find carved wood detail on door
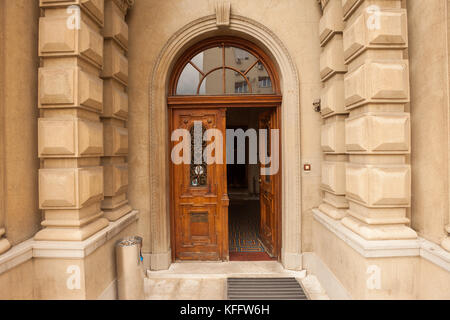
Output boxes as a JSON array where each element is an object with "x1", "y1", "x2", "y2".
[{"x1": 171, "y1": 108, "x2": 229, "y2": 261}]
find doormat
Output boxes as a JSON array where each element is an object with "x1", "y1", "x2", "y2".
[
  {"x1": 227, "y1": 278, "x2": 308, "y2": 300},
  {"x1": 229, "y1": 252, "x2": 276, "y2": 261}
]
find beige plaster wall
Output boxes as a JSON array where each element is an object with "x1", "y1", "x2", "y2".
[
  {"x1": 0, "y1": 259, "x2": 34, "y2": 300},
  {"x1": 33, "y1": 258, "x2": 86, "y2": 300},
  {"x1": 0, "y1": 219, "x2": 137, "y2": 300},
  {"x1": 0, "y1": 0, "x2": 41, "y2": 245},
  {"x1": 33, "y1": 221, "x2": 137, "y2": 300},
  {"x1": 312, "y1": 217, "x2": 450, "y2": 299},
  {"x1": 84, "y1": 221, "x2": 138, "y2": 300},
  {"x1": 417, "y1": 257, "x2": 450, "y2": 299},
  {"x1": 408, "y1": 0, "x2": 450, "y2": 245},
  {"x1": 127, "y1": 0, "x2": 323, "y2": 257},
  {"x1": 312, "y1": 219, "x2": 420, "y2": 299}
]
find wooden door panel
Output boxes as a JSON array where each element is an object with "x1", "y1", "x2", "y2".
[
  {"x1": 171, "y1": 108, "x2": 228, "y2": 261},
  {"x1": 179, "y1": 205, "x2": 218, "y2": 246},
  {"x1": 258, "y1": 109, "x2": 279, "y2": 257}
]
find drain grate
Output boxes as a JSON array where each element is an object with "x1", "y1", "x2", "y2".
[{"x1": 227, "y1": 277, "x2": 308, "y2": 300}]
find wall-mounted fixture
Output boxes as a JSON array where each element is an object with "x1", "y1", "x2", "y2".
[{"x1": 313, "y1": 99, "x2": 321, "y2": 113}]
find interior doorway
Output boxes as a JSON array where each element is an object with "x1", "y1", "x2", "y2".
[{"x1": 227, "y1": 108, "x2": 276, "y2": 261}]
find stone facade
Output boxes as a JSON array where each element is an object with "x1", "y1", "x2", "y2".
[{"x1": 0, "y1": 0, "x2": 448, "y2": 300}]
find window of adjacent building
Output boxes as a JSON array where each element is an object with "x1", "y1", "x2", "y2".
[
  {"x1": 235, "y1": 81, "x2": 249, "y2": 94},
  {"x1": 175, "y1": 44, "x2": 275, "y2": 95},
  {"x1": 259, "y1": 76, "x2": 272, "y2": 88}
]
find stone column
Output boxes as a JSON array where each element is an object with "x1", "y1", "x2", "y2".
[
  {"x1": 341, "y1": 0, "x2": 416, "y2": 240},
  {"x1": 318, "y1": 0, "x2": 349, "y2": 220},
  {"x1": 35, "y1": 0, "x2": 109, "y2": 241},
  {"x1": 101, "y1": 0, "x2": 132, "y2": 221}
]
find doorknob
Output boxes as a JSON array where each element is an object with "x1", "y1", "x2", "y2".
[{"x1": 259, "y1": 178, "x2": 262, "y2": 184}]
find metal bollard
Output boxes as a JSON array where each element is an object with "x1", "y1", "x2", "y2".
[{"x1": 115, "y1": 236, "x2": 145, "y2": 300}]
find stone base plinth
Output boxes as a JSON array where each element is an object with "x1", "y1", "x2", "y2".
[
  {"x1": 312, "y1": 209, "x2": 450, "y2": 299},
  {"x1": 0, "y1": 211, "x2": 139, "y2": 300}
]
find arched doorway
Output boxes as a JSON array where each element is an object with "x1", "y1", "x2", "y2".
[
  {"x1": 168, "y1": 37, "x2": 282, "y2": 262},
  {"x1": 148, "y1": 14, "x2": 302, "y2": 271}
]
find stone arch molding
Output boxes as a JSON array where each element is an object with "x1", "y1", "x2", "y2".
[{"x1": 148, "y1": 14, "x2": 302, "y2": 270}]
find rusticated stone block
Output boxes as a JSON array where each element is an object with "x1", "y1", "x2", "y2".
[
  {"x1": 39, "y1": 67, "x2": 103, "y2": 112},
  {"x1": 102, "y1": 192, "x2": 128, "y2": 209},
  {"x1": 102, "y1": 42, "x2": 128, "y2": 85},
  {"x1": 78, "y1": 70, "x2": 103, "y2": 111},
  {"x1": 323, "y1": 191, "x2": 349, "y2": 209},
  {"x1": 341, "y1": 215, "x2": 417, "y2": 240},
  {"x1": 320, "y1": 34, "x2": 347, "y2": 80},
  {"x1": 103, "y1": 80, "x2": 128, "y2": 120},
  {"x1": 39, "y1": 16, "x2": 103, "y2": 67},
  {"x1": 39, "y1": 118, "x2": 103, "y2": 157},
  {"x1": 343, "y1": 9, "x2": 407, "y2": 62},
  {"x1": 345, "y1": 112, "x2": 410, "y2": 153},
  {"x1": 39, "y1": 167, "x2": 104, "y2": 209},
  {"x1": 346, "y1": 163, "x2": 411, "y2": 207},
  {"x1": 79, "y1": 19, "x2": 104, "y2": 67},
  {"x1": 39, "y1": 16, "x2": 76, "y2": 55},
  {"x1": 104, "y1": 163, "x2": 128, "y2": 196},
  {"x1": 104, "y1": 1, "x2": 129, "y2": 49},
  {"x1": 320, "y1": 75, "x2": 346, "y2": 117},
  {"x1": 321, "y1": 116, "x2": 346, "y2": 154},
  {"x1": 39, "y1": 67, "x2": 75, "y2": 106},
  {"x1": 342, "y1": 0, "x2": 401, "y2": 21},
  {"x1": 342, "y1": 0, "x2": 362, "y2": 20},
  {"x1": 347, "y1": 201, "x2": 409, "y2": 225},
  {"x1": 80, "y1": 0, "x2": 105, "y2": 25},
  {"x1": 321, "y1": 161, "x2": 346, "y2": 195},
  {"x1": 344, "y1": 60, "x2": 409, "y2": 109},
  {"x1": 319, "y1": 0, "x2": 344, "y2": 46},
  {"x1": 39, "y1": 119, "x2": 76, "y2": 157},
  {"x1": 104, "y1": 123, "x2": 128, "y2": 156},
  {"x1": 39, "y1": 0, "x2": 105, "y2": 26}
]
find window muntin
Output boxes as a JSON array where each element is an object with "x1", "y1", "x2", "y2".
[{"x1": 175, "y1": 44, "x2": 274, "y2": 95}]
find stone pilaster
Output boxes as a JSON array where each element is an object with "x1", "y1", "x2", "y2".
[
  {"x1": 443, "y1": 0, "x2": 450, "y2": 253},
  {"x1": 35, "y1": 0, "x2": 109, "y2": 241},
  {"x1": 318, "y1": 0, "x2": 349, "y2": 220},
  {"x1": 100, "y1": 0, "x2": 132, "y2": 221},
  {"x1": 341, "y1": 0, "x2": 416, "y2": 240},
  {"x1": 0, "y1": 2, "x2": 10, "y2": 254}
]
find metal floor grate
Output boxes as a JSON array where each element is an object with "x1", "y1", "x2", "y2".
[{"x1": 227, "y1": 277, "x2": 308, "y2": 300}]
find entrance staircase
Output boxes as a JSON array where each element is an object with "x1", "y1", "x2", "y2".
[{"x1": 145, "y1": 261, "x2": 329, "y2": 300}]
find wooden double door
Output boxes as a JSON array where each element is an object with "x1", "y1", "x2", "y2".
[{"x1": 170, "y1": 107, "x2": 280, "y2": 261}]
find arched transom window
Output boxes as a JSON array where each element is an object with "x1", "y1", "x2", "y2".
[{"x1": 170, "y1": 38, "x2": 279, "y2": 96}]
